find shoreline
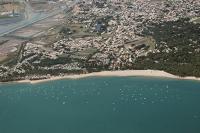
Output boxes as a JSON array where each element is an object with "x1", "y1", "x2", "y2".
[{"x1": 13, "y1": 70, "x2": 200, "y2": 84}]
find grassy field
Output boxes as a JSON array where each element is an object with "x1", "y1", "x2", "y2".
[
  {"x1": 191, "y1": 17, "x2": 200, "y2": 24},
  {"x1": 0, "y1": 15, "x2": 12, "y2": 19},
  {"x1": 33, "y1": 23, "x2": 96, "y2": 47},
  {"x1": 0, "y1": 55, "x2": 7, "y2": 63},
  {"x1": 66, "y1": 23, "x2": 97, "y2": 38},
  {"x1": 193, "y1": 18, "x2": 200, "y2": 24}
]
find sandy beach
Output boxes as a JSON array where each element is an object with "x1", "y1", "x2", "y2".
[{"x1": 14, "y1": 70, "x2": 200, "y2": 84}]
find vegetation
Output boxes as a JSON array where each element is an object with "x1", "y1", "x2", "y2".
[
  {"x1": 0, "y1": 15, "x2": 12, "y2": 19},
  {"x1": 135, "y1": 18, "x2": 200, "y2": 77}
]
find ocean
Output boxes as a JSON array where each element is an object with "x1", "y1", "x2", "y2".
[{"x1": 0, "y1": 77, "x2": 200, "y2": 133}]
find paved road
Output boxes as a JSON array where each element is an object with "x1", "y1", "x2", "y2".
[{"x1": 0, "y1": 0, "x2": 79, "y2": 37}]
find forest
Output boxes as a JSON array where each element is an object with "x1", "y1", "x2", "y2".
[{"x1": 134, "y1": 18, "x2": 200, "y2": 77}]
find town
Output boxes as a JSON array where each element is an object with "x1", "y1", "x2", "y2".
[{"x1": 0, "y1": 0, "x2": 200, "y2": 82}]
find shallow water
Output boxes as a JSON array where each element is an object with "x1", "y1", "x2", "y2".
[{"x1": 0, "y1": 77, "x2": 200, "y2": 133}]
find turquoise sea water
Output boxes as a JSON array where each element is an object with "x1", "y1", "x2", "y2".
[{"x1": 0, "y1": 77, "x2": 200, "y2": 133}]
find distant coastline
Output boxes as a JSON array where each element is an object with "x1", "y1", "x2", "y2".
[{"x1": 11, "y1": 70, "x2": 200, "y2": 84}]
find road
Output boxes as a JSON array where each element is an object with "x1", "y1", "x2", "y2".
[{"x1": 0, "y1": 0, "x2": 79, "y2": 37}]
